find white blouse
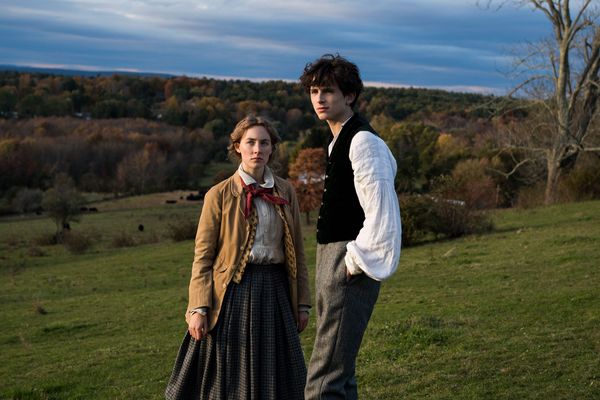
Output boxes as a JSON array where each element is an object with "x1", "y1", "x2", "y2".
[{"x1": 238, "y1": 165, "x2": 285, "y2": 265}]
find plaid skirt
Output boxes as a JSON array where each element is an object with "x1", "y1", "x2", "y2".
[{"x1": 165, "y1": 264, "x2": 307, "y2": 400}]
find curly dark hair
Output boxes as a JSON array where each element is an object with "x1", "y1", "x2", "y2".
[{"x1": 299, "y1": 53, "x2": 364, "y2": 109}]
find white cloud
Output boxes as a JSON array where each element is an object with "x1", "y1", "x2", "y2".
[{"x1": 0, "y1": 0, "x2": 550, "y2": 92}]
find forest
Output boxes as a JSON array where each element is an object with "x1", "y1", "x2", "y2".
[{"x1": 1, "y1": 70, "x2": 599, "y2": 221}]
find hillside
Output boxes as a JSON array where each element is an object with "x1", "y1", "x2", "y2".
[{"x1": 1, "y1": 200, "x2": 599, "y2": 399}]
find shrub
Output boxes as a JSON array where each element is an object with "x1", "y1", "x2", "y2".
[
  {"x1": 33, "y1": 233, "x2": 59, "y2": 246},
  {"x1": 399, "y1": 177, "x2": 495, "y2": 246},
  {"x1": 62, "y1": 231, "x2": 92, "y2": 254},
  {"x1": 27, "y1": 246, "x2": 46, "y2": 257},
  {"x1": 6, "y1": 235, "x2": 22, "y2": 247},
  {"x1": 559, "y1": 153, "x2": 600, "y2": 201},
  {"x1": 429, "y1": 175, "x2": 494, "y2": 237},
  {"x1": 138, "y1": 231, "x2": 160, "y2": 245},
  {"x1": 428, "y1": 199, "x2": 493, "y2": 238},
  {"x1": 111, "y1": 232, "x2": 136, "y2": 248},
  {"x1": 450, "y1": 158, "x2": 498, "y2": 209},
  {"x1": 167, "y1": 219, "x2": 197, "y2": 242},
  {"x1": 516, "y1": 183, "x2": 546, "y2": 209},
  {"x1": 399, "y1": 194, "x2": 433, "y2": 246}
]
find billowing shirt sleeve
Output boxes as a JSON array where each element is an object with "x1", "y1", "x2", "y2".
[{"x1": 345, "y1": 131, "x2": 402, "y2": 281}]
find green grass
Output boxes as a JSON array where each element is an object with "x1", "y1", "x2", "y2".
[{"x1": 1, "y1": 200, "x2": 600, "y2": 399}]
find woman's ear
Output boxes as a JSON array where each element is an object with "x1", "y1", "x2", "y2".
[{"x1": 234, "y1": 142, "x2": 240, "y2": 153}]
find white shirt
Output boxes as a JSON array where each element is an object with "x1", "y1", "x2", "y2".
[
  {"x1": 238, "y1": 165, "x2": 286, "y2": 265},
  {"x1": 329, "y1": 125, "x2": 402, "y2": 281}
]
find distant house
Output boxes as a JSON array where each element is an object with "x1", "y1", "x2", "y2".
[{"x1": 297, "y1": 173, "x2": 325, "y2": 184}]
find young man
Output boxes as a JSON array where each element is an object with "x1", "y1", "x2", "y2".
[{"x1": 300, "y1": 54, "x2": 402, "y2": 399}]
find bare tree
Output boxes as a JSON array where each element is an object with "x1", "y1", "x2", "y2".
[{"x1": 482, "y1": 0, "x2": 600, "y2": 204}]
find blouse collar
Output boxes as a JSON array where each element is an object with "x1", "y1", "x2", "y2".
[{"x1": 237, "y1": 164, "x2": 274, "y2": 189}]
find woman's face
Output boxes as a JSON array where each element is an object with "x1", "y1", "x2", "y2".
[{"x1": 235, "y1": 125, "x2": 273, "y2": 176}]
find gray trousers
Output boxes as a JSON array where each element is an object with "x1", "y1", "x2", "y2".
[{"x1": 305, "y1": 241, "x2": 381, "y2": 400}]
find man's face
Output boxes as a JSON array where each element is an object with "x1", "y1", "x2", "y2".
[{"x1": 309, "y1": 84, "x2": 355, "y2": 123}]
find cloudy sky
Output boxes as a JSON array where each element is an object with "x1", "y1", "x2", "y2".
[{"x1": 0, "y1": 0, "x2": 551, "y2": 94}]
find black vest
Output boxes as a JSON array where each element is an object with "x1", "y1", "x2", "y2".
[{"x1": 317, "y1": 114, "x2": 377, "y2": 244}]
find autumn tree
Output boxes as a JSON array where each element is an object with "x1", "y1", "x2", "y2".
[
  {"x1": 42, "y1": 173, "x2": 84, "y2": 242},
  {"x1": 482, "y1": 0, "x2": 600, "y2": 204},
  {"x1": 116, "y1": 142, "x2": 167, "y2": 194},
  {"x1": 374, "y1": 118, "x2": 440, "y2": 192},
  {"x1": 288, "y1": 148, "x2": 326, "y2": 224}
]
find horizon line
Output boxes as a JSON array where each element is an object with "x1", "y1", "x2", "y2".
[{"x1": 0, "y1": 62, "x2": 505, "y2": 95}]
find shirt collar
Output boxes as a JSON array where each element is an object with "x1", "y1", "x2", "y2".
[
  {"x1": 329, "y1": 114, "x2": 355, "y2": 154},
  {"x1": 237, "y1": 164, "x2": 274, "y2": 189},
  {"x1": 341, "y1": 114, "x2": 353, "y2": 127}
]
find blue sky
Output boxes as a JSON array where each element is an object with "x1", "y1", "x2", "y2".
[{"x1": 0, "y1": 0, "x2": 551, "y2": 94}]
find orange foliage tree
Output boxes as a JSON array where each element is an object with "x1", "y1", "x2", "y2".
[{"x1": 288, "y1": 147, "x2": 326, "y2": 224}]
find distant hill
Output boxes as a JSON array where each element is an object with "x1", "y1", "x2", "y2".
[{"x1": 0, "y1": 64, "x2": 174, "y2": 78}]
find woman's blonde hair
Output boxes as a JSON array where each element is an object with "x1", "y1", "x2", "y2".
[{"x1": 227, "y1": 114, "x2": 281, "y2": 164}]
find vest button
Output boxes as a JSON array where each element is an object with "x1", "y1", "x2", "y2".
[{"x1": 222, "y1": 283, "x2": 227, "y2": 288}]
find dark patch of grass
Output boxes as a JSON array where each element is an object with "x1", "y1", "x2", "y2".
[
  {"x1": 33, "y1": 303, "x2": 48, "y2": 315},
  {"x1": 40, "y1": 322, "x2": 95, "y2": 336},
  {"x1": 6, "y1": 384, "x2": 69, "y2": 400}
]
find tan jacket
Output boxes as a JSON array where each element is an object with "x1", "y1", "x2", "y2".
[{"x1": 186, "y1": 171, "x2": 311, "y2": 331}]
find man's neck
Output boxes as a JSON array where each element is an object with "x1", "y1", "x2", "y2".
[{"x1": 327, "y1": 110, "x2": 355, "y2": 138}]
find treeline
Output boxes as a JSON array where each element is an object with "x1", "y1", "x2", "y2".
[
  {"x1": 0, "y1": 70, "x2": 499, "y2": 188},
  {"x1": 7, "y1": 69, "x2": 597, "y2": 218},
  {"x1": 0, "y1": 70, "x2": 494, "y2": 135},
  {"x1": 0, "y1": 117, "x2": 220, "y2": 196}
]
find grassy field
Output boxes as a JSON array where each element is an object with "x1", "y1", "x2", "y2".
[{"x1": 1, "y1": 198, "x2": 599, "y2": 399}]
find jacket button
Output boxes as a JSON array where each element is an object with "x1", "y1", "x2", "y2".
[
  {"x1": 239, "y1": 245, "x2": 244, "y2": 250},
  {"x1": 222, "y1": 283, "x2": 227, "y2": 288}
]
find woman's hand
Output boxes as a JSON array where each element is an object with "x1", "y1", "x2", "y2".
[
  {"x1": 188, "y1": 312, "x2": 209, "y2": 341},
  {"x1": 297, "y1": 311, "x2": 309, "y2": 333}
]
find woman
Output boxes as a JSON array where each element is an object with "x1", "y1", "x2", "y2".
[{"x1": 166, "y1": 115, "x2": 311, "y2": 400}]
